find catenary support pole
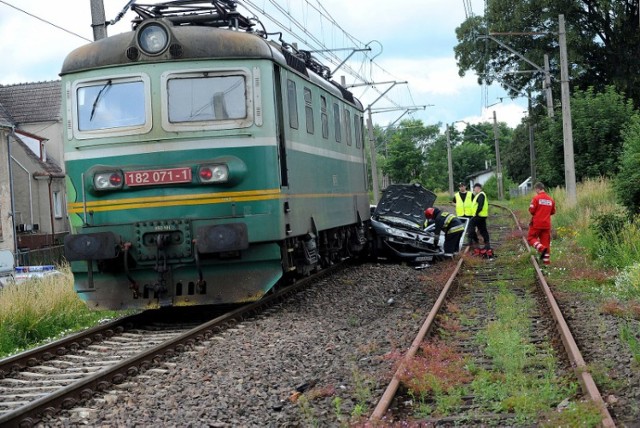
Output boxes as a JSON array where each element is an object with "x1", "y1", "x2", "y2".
[
  {"x1": 559, "y1": 14, "x2": 577, "y2": 205},
  {"x1": 492, "y1": 111, "x2": 503, "y2": 200},
  {"x1": 446, "y1": 125, "x2": 454, "y2": 198},
  {"x1": 90, "y1": 0, "x2": 108, "y2": 41}
]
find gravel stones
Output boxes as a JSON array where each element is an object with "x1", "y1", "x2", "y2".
[{"x1": 50, "y1": 261, "x2": 449, "y2": 426}]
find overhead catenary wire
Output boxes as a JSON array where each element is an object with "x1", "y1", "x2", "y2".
[
  {"x1": 0, "y1": 0, "x2": 92, "y2": 42},
  {"x1": 238, "y1": 0, "x2": 419, "y2": 118}
]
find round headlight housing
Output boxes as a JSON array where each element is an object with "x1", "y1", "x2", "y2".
[
  {"x1": 137, "y1": 23, "x2": 169, "y2": 55},
  {"x1": 94, "y1": 171, "x2": 123, "y2": 191}
]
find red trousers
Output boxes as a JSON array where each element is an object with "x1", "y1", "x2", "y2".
[{"x1": 528, "y1": 227, "x2": 551, "y2": 264}]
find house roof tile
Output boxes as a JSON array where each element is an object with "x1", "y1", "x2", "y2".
[{"x1": 0, "y1": 81, "x2": 61, "y2": 124}]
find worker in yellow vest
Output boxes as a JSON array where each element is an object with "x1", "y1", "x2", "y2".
[
  {"x1": 452, "y1": 182, "x2": 474, "y2": 218},
  {"x1": 468, "y1": 183, "x2": 490, "y2": 249}
]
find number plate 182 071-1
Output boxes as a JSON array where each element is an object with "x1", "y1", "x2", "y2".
[{"x1": 125, "y1": 167, "x2": 192, "y2": 186}]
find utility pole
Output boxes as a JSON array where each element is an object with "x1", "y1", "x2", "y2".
[
  {"x1": 492, "y1": 111, "x2": 504, "y2": 200},
  {"x1": 446, "y1": 125, "x2": 454, "y2": 198},
  {"x1": 366, "y1": 111, "x2": 380, "y2": 204},
  {"x1": 90, "y1": 0, "x2": 108, "y2": 41},
  {"x1": 528, "y1": 90, "x2": 537, "y2": 184},
  {"x1": 349, "y1": 81, "x2": 410, "y2": 204},
  {"x1": 559, "y1": 14, "x2": 577, "y2": 205},
  {"x1": 543, "y1": 54, "x2": 554, "y2": 118}
]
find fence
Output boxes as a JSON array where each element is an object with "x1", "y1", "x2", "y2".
[{"x1": 17, "y1": 245, "x2": 65, "y2": 267}]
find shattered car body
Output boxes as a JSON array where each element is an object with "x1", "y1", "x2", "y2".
[{"x1": 370, "y1": 183, "x2": 468, "y2": 263}]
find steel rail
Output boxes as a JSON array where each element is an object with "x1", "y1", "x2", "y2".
[
  {"x1": 503, "y1": 205, "x2": 616, "y2": 427},
  {"x1": 370, "y1": 204, "x2": 616, "y2": 426},
  {"x1": 370, "y1": 250, "x2": 466, "y2": 420},
  {"x1": 0, "y1": 312, "x2": 151, "y2": 376},
  {"x1": 0, "y1": 262, "x2": 346, "y2": 428}
]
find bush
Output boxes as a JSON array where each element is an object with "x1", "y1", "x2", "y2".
[
  {"x1": 612, "y1": 263, "x2": 640, "y2": 300},
  {"x1": 589, "y1": 207, "x2": 628, "y2": 238}
]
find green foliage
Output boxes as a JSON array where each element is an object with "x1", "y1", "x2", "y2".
[
  {"x1": 611, "y1": 262, "x2": 640, "y2": 300},
  {"x1": 614, "y1": 114, "x2": 640, "y2": 213},
  {"x1": 382, "y1": 119, "x2": 440, "y2": 184},
  {"x1": 0, "y1": 267, "x2": 120, "y2": 357},
  {"x1": 472, "y1": 288, "x2": 574, "y2": 421},
  {"x1": 589, "y1": 207, "x2": 628, "y2": 238},
  {"x1": 482, "y1": 174, "x2": 516, "y2": 201},
  {"x1": 451, "y1": 142, "x2": 492, "y2": 185},
  {"x1": 620, "y1": 322, "x2": 640, "y2": 366},
  {"x1": 422, "y1": 133, "x2": 449, "y2": 191},
  {"x1": 536, "y1": 86, "x2": 635, "y2": 187},
  {"x1": 454, "y1": 1, "x2": 640, "y2": 108}
]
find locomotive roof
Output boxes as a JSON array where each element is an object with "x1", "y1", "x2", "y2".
[{"x1": 60, "y1": 24, "x2": 361, "y2": 109}]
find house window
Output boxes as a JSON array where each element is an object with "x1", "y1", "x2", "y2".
[
  {"x1": 53, "y1": 191, "x2": 63, "y2": 219},
  {"x1": 287, "y1": 79, "x2": 299, "y2": 129}
]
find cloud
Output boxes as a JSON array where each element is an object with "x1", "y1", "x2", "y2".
[{"x1": 461, "y1": 101, "x2": 528, "y2": 129}]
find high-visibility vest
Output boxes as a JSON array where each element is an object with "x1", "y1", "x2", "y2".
[
  {"x1": 441, "y1": 211, "x2": 465, "y2": 234},
  {"x1": 454, "y1": 192, "x2": 474, "y2": 216},
  {"x1": 472, "y1": 191, "x2": 489, "y2": 217}
]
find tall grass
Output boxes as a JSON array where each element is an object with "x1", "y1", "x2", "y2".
[
  {"x1": 0, "y1": 265, "x2": 117, "y2": 357},
  {"x1": 552, "y1": 177, "x2": 617, "y2": 232}
]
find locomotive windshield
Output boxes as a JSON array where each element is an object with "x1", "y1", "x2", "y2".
[
  {"x1": 167, "y1": 75, "x2": 247, "y2": 122},
  {"x1": 77, "y1": 80, "x2": 146, "y2": 131}
]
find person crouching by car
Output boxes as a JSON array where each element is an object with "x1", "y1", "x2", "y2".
[{"x1": 424, "y1": 207, "x2": 465, "y2": 256}]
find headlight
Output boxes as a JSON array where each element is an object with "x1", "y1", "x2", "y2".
[
  {"x1": 198, "y1": 164, "x2": 229, "y2": 183},
  {"x1": 94, "y1": 171, "x2": 123, "y2": 190},
  {"x1": 137, "y1": 23, "x2": 169, "y2": 55}
]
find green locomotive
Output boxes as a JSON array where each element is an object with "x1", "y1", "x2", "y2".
[{"x1": 62, "y1": 1, "x2": 370, "y2": 310}]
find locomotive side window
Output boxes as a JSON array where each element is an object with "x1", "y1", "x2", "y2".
[
  {"x1": 320, "y1": 96, "x2": 328, "y2": 139},
  {"x1": 304, "y1": 87, "x2": 314, "y2": 135},
  {"x1": 167, "y1": 75, "x2": 246, "y2": 122},
  {"x1": 344, "y1": 109, "x2": 352, "y2": 146},
  {"x1": 76, "y1": 80, "x2": 146, "y2": 132},
  {"x1": 354, "y1": 114, "x2": 363, "y2": 149},
  {"x1": 333, "y1": 103, "x2": 341, "y2": 143},
  {"x1": 287, "y1": 79, "x2": 299, "y2": 129}
]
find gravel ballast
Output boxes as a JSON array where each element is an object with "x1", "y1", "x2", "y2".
[{"x1": 51, "y1": 261, "x2": 452, "y2": 426}]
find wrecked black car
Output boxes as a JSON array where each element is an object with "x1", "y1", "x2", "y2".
[{"x1": 370, "y1": 183, "x2": 468, "y2": 263}]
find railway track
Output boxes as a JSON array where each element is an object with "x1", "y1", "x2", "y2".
[
  {"x1": 370, "y1": 205, "x2": 616, "y2": 426},
  {"x1": 0, "y1": 263, "x2": 346, "y2": 428}
]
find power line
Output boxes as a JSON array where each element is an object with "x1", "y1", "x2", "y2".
[
  {"x1": 0, "y1": 0, "x2": 92, "y2": 42},
  {"x1": 238, "y1": 0, "x2": 418, "y2": 114}
]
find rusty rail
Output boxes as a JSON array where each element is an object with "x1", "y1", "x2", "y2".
[
  {"x1": 370, "y1": 204, "x2": 616, "y2": 426},
  {"x1": 504, "y1": 206, "x2": 615, "y2": 427}
]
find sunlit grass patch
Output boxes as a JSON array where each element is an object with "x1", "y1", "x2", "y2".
[{"x1": 0, "y1": 264, "x2": 120, "y2": 357}]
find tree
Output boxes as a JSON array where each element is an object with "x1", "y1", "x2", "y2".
[
  {"x1": 535, "y1": 86, "x2": 635, "y2": 187},
  {"x1": 421, "y1": 133, "x2": 449, "y2": 191},
  {"x1": 503, "y1": 118, "x2": 534, "y2": 184},
  {"x1": 614, "y1": 114, "x2": 640, "y2": 214},
  {"x1": 452, "y1": 142, "x2": 493, "y2": 184},
  {"x1": 383, "y1": 119, "x2": 440, "y2": 184},
  {"x1": 454, "y1": 1, "x2": 640, "y2": 108}
]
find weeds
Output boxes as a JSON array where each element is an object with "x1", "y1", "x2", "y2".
[
  {"x1": 0, "y1": 265, "x2": 120, "y2": 357},
  {"x1": 620, "y1": 322, "x2": 640, "y2": 366},
  {"x1": 472, "y1": 288, "x2": 576, "y2": 421}
]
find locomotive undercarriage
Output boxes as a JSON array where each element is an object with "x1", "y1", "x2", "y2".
[
  {"x1": 67, "y1": 220, "x2": 369, "y2": 310},
  {"x1": 281, "y1": 223, "x2": 368, "y2": 278}
]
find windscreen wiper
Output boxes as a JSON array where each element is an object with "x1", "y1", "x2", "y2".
[{"x1": 89, "y1": 80, "x2": 112, "y2": 121}]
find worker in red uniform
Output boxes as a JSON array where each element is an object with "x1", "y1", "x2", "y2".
[{"x1": 528, "y1": 182, "x2": 556, "y2": 265}]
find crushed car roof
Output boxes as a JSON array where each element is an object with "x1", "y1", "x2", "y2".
[{"x1": 374, "y1": 183, "x2": 437, "y2": 227}]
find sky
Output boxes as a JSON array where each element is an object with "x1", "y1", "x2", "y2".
[{"x1": 0, "y1": 0, "x2": 528, "y2": 130}]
